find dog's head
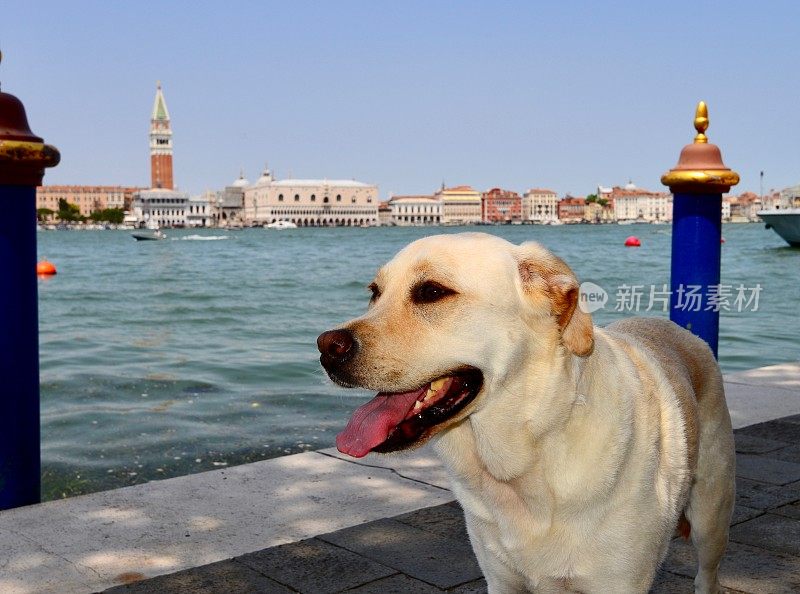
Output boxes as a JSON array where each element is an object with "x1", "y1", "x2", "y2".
[{"x1": 318, "y1": 233, "x2": 593, "y2": 458}]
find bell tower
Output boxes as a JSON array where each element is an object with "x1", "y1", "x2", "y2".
[{"x1": 149, "y1": 81, "x2": 173, "y2": 189}]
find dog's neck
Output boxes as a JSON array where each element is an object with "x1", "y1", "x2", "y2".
[{"x1": 433, "y1": 340, "x2": 579, "y2": 481}]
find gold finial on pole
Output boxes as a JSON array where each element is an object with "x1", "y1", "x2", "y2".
[
  {"x1": 661, "y1": 101, "x2": 738, "y2": 193},
  {"x1": 694, "y1": 101, "x2": 709, "y2": 144}
]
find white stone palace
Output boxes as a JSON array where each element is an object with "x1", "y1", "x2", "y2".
[
  {"x1": 132, "y1": 188, "x2": 190, "y2": 228},
  {"x1": 243, "y1": 168, "x2": 379, "y2": 227},
  {"x1": 388, "y1": 195, "x2": 442, "y2": 226},
  {"x1": 523, "y1": 188, "x2": 559, "y2": 223}
]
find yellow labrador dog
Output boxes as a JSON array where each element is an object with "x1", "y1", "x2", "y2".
[{"x1": 318, "y1": 233, "x2": 735, "y2": 593}]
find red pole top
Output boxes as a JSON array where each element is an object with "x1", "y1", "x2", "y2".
[
  {"x1": 661, "y1": 101, "x2": 739, "y2": 195},
  {"x1": 0, "y1": 51, "x2": 60, "y2": 185}
]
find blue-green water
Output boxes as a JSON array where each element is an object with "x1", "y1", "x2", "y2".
[{"x1": 37, "y1": 224, "x2": 799, "y2": 499}]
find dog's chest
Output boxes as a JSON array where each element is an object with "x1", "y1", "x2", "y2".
[{"x1": 453, "y1": 474, "x2": 593, "y2": 577}]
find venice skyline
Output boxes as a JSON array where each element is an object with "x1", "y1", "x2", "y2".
[{"x1": 2, "y1": 1, "x2": 798, "y2": 197}]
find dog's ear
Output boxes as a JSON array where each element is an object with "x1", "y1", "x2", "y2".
[{"x1": 516, "y1": 242, "x2": 594, "y2": 357}]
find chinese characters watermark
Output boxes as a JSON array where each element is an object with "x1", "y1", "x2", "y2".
[{"x1": 579, "y1": 282, "x2": 762, "y2": 314}]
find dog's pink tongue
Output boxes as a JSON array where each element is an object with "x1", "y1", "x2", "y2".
[{"x1": 336, "y1": 389, "x2": 424, "y2": 458}]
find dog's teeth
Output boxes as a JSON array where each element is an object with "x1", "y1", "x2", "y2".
[
  {"x1": 424, "y1": 387, "x2": 436, "y2": 401},
  {"x1": 430, "y1": 378, "x2": 448, "y2": 391},
  {"x1": 413, "y1": 401, "x2": 423, "y2": 411}
]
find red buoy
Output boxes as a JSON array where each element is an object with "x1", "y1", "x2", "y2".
[
  {"x1": 720, "y1": 237, "x2": 726, "y2": 244},
  {"x1": 36, "y1": 260, "x2": 57, "y2": 275},
  {"x1": 624, "y1": 236, "x2": 641, "y2": 247}
]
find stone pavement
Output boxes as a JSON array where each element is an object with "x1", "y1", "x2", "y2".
[{"x1": 105, "y1": 414, "x2": 800, "y2": 594}]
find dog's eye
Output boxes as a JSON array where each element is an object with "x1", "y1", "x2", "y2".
[
  {"x1": 412, "y1": 281, "x2": 455, "y2": 304},
  {"x1": 368, "y1": 283, "x2": 381, "y2": 302}
]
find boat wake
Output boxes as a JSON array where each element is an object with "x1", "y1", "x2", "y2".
[{"x1": 174, "y1": 235, "x2": 231, "y2": 241}]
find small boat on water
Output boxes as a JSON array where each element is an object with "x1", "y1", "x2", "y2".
[
  {"x1": 758, "y1": 208, "x2": 800, "y2": 247},
  {"x1": 265, "y1": 220, "x2": 298, "y2": 230},
  {"x1": 132, "y1": 229, "x2": 166, "y2": 241}
]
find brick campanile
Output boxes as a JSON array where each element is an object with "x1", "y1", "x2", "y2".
[{"x1": 149, "y1": 82, "x2": 173, "y2": 189}]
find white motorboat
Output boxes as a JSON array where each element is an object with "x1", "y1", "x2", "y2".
[
  {"x1": 132, "y1": 229, "x2": 166, "y2": 241},
  {"x1": 758, "y1": 208, "x2": 800, "y2": 247},
  {"x1": 265, "y1": 220, "x2": 298, "y2": 230}
]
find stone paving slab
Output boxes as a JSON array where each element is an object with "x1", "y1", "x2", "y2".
[
  {"x1": 725, "y1": 383, "x2": 800, "y2": 430},
  {"x1": 236, "y1": 538, "x2": 395, "y2": 593},
  {"x1": 662, "y1": 539, "x2": 800, "y2": 594},
  {"x1": 735, "y1": 453, "x2": 800, "y2": 485},
  {"x1": 318, "y1": 518, "x2": 483, "y2": 589},
  {"x1": 730, "y1": 514, "x2": 800, "y2": 557},
  {"x1": 724, "y1": 362, "x2": 800, "y2": 391},
  {"x1": 736, "y1": 418, "x2": 800, "y2": 444},
  {"x1": 104, "y1": 560, "x2": 293, "y2": 594},
  {"x1": 734, "y1": 433, "x2": 790, "y2": 455}
]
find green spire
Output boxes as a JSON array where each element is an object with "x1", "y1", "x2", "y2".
[{"x1": 151, "y1": 81, "x2": 170, "y2": 121}]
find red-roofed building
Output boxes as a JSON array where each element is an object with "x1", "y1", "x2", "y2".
[
  {"x1": 482, "y1": 188, "x2": 522, "y2": 223},
  {"x1": 37, "y1": 185, "x2": 144, "y2": 218},
  {"x1": 558, "y1": 196, "x2": 586, "y2": 222}
]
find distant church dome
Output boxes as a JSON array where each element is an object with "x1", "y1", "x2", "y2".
[
  {"x1": 232, "y1": 170, "x2": 249, "y2": 188},
  {"x1": 256, "y1": 165, "x2": 273, "y2": 185},
  {"x1": 624, "y1": 180, "x2": 637, "y2": 190}
]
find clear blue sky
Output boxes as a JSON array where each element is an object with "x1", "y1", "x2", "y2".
[{"x1": 2, "y1": 1, "x2": 798, "y2": 197}]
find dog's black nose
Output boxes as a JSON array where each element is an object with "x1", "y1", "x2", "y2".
[{"x1": 317, "y1": 329, "x2": 356, "y2": 363}]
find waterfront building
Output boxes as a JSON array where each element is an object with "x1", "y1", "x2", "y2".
[
  {"x1": 721, "y1": 197, "x2": 732, "y2": 221},
  {"x1": 435, "y1": 185, "x2": 482, "y2": 225},
  {"x1": 522, "y1": 188, "x2": 558, "y2": 223},
  {"x1": 482, "y1": 188, "x2": 522, "y2": 223},
  {"x1": 557, "y1": 196, "x2": 586, "y2": 222},
  {"x1": 389, "y1": 195, "x2": 442, "y2": 226},
  {"x1": 187, "y1": 191, "x2": 213, "y2": 227},
  {"x1": 132, "y1": 188, "x2": 189, "y2": 228},
  {"x1": 761, "y1": 190, "x2": 786, "y2": 211},
  {"x1": 609, "y1": 182, "x2": 672, "y2": 222},
  {"x1": 211, "y1": 172, "x2": 247, "y2": 226},
  {"x1": 378, "y1": 201, "x2": 392, "y2": 226},
  {"x1": 781, "y1": 184, "x2": 800, "y2": 208},
  {"x1": 36, "y1": 185, "x2": 143, "y2": 218},
  {"x1": 150, "y1": 82, "x2": 174, "y2": 190},
  {"x1": 243, "y1": 167, "x2": 378, "y2": 226},
  {"x1": 584, "y1": 200, "x2": 615, "y2": 223},
  {"x1": 728, "y1": 192, "x2": 760, "y2": 222}
]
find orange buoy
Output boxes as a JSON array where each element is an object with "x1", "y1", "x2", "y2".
[
  {"x1": 624, "y1": 236, "x2": 641, "y2": 247},
  {"x1": 36, "y1": 260, "x2": 57, "y2": 275}
]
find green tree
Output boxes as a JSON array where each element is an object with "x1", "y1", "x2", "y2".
[
  {"x1": 585, "y1": 193, "x2": 598, "y2": 204},
  {"x1": 90, "y1": 208, "x2": 125, "y2": 224},
  {"x1": 37, "y1": 208, "x2": 55, "y2": 222},
  {"x1": 57, "y1": 198, "x2": 83, "y2": 222}
]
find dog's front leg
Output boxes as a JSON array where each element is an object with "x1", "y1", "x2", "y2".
[{"x1": 465, "y1": 525, "x2": 529, "y2": 593}]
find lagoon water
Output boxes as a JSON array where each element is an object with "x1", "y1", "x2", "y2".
[{"x1": 38, "y1": 224, "x2": 798, "y2": 499}]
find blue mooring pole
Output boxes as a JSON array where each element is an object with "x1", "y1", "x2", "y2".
[
  {"x1": 0, "y1": 53, "x2": 60, "y2": 509},
  {"x1": 661, "y1": 102, "x2": 739, "y2": 359}
]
